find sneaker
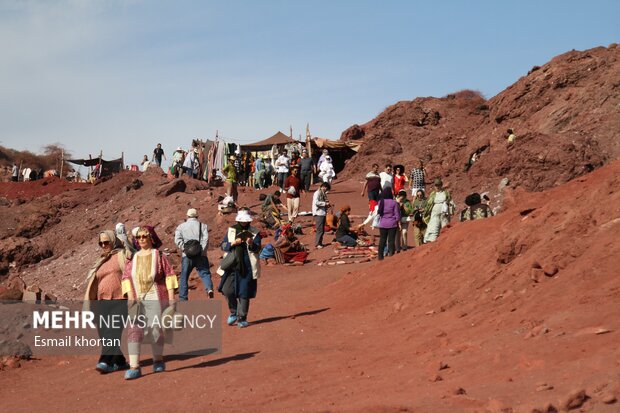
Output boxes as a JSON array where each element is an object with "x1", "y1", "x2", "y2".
[
  {"x1": 95, "y1": 362, "x2": 113, "y2": 374},
  {"x1": 153, "y1": 361, "x2": 166, "y2": 373},
  {"x1": 237, "y1": 320, "x2": 249, "y2": 328},
  {"x1": 124, "y1": 368, "x2": 142, "y2": 380},
  {"x1": 227, "y1": 314, "x2": 237, "y2": 326},
  {"x1": 207, "y1": 290, "x2": 214, "y2": 299},
  {"x1": 316, "y1": 245, "x2": 323, "y2": 249}
]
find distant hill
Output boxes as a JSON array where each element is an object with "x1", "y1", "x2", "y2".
[{"x1": 340, "y1": 44, "x2": 620, "y2": 199}]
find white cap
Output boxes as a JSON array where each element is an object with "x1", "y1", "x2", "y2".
[
  {"x1": 235, "y1": 210, "x2": 253, "y2": 223},
  {"x1": 187, "y1": 208, "x2": 198, "y2": 218}
]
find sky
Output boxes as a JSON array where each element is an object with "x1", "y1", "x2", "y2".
[{"x1": 0, "y1": 0, "x2": 618, "y2": 167}]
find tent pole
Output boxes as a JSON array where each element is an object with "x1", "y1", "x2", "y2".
[{"x1": 60, "y1": 150, "x2": 64, "y2": 178}]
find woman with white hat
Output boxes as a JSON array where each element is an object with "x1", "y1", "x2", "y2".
[{"x1": 218, "y1": 208, "x2": 262, "y2": 328}]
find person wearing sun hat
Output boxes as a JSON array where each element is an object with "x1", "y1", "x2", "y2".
[{"x1": 218, "y1": 208, "x2": 262, "y2": 328}]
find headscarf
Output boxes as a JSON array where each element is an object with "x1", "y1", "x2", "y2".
[
  {"x1": 377, "y1": 187, "x2": 394, "y2": 216},
  {"x1": 138, "y1": 225, "x2": 163, "y2": 250},
  {"x1": 85, "y1": 230, "x2": 125, "y2": 281}
]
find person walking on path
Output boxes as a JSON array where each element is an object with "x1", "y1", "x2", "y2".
[
  {"x1": 412, "y1": 190, "x2": 427, "y2": 247},
  {"x1": 84, "y1": 230, "x2": 132, "y2": 374},
  {"x1": 299, "y1": 149, "x2": 314, "y2": 192},
  {"x1": 152, "y1": 143, "x2": 167, "y2": 167},
  {"x1": 312, "y1": 182, "x2": 331, "y2": 249},
  {"x1": 393, "y1": 165, "x2": 408, "y2": 196},
  {"x1": 218, "y1": 209, "x2": 262, "y2": 328},
  {"x1": 174, "y1": 208, "x2": 213, "y2": 300},
  {"x1": 361, "y1": 163, "x2": 381, "y2": 201},
  {"x1": 380, "y1": 164, "x2": 394, "y2": 191},
  {"x1": 222, "y1": 154, "x2": 239, "y2": 202},
  {"x1": 377, "y1": 187, "x2": 400, "y2": 260},
  {"x1": 409, "y1": 159, "x2": 427, "y2": 197},
  {"x1": 423, "y1": 178, "x2": 452, "y2": 243},
  {"x1": 395, "y1": 190, "x2": 414, "y2": 251},
  {"x1": 284, "y1": 166, "x2": 303, "y2": 222},
  {"x1": 121, "y1": 226, "x2": 177, "y2": 380},
  {"x1": 275, "y1": 149, "x2": 291, "y2": 190},
  {"x1": 11, "y1": 163, "x2": 18, "y2": 182}
]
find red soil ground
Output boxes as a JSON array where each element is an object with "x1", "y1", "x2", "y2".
[{"x1": 1, "y1": 159, "x2": 619, "y2": 412}]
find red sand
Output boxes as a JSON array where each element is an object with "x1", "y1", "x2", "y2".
[{"x1": 1, "y1": 160, "x2": 619, "y2": 412}]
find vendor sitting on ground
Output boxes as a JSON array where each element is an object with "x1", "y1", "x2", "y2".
[
  {"x1": 209, "y1": 169, "x2": 225, "y2": 186},
  {"x1": 335, "y1": 205, "x2": 358, "y2": 247},
  {"x1": 261, "y1": 190, "x2": 287, "y2": 228},
  {"x1": 217, "y1": 194, "x2": 236, "y2": 214},
  {"x1": 259, "y1": 226, "x2": 308, "y2": 265}
]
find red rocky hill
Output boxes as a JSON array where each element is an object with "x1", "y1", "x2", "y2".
[{"x1": 340, "y1": 44, "x2": 620, "y2": 205}]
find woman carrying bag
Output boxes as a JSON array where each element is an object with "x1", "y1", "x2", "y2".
[{"x1": 218, "y1": 209, "x2": 262, "y2": 328}]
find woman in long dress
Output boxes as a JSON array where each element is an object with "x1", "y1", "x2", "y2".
[
  {"x1": 423, "y1": 178, "x2": 452, "y2": 243},
  {"x1": 122, "y1": 226, "x2": 177, "y2": 380}
]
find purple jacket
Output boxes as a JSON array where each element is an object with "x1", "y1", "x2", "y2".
[{"x1": 379, "y1": 199, "x2": 401, "y2": 229}]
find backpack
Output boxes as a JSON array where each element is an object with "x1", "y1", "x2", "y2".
[{"x1": 184, "y1": 222, "x2": 203, "y2": 258}]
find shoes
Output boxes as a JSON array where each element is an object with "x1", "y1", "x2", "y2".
[
  {"x1": 96, "y1": 362, "x2": 114, "y2": 374},
  {"x1": 153, "y1": 361, "x2": 166, "y2": 373},
  {"x1": 227, "y1": 314, "x2": 237, "y2": 326},
  {"x1": 124, "y1": 368, "x2": 142, "y2": 380},
  {"x1": 207, "y1": 290, "x2": 214, "y2": 299},
  {"x1": 114, "y1": 362, "x2": 129, "y2": 371},
  {"x1": 237, "y1": 320, "x2": 249, "y2": 328},
  {"x1": 316, "y1": 245, "x2": 323, "y2": 249}
]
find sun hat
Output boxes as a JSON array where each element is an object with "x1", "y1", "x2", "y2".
[
  {"x1": 187, "y1": 208, "x2": 198, "y2": 218},
  {"x1": 434, "y1": 178, "x2": 443, "y2": 186},
  {"x1": 235, "y1": 209, "x2": 253, "y2": 223}
]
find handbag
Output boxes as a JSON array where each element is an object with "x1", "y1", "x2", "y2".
[
  {"x1": 183, "y1": 222, "x2": 202, "y2": 258},
  {"x1": 220, "y1": 250, "x2": 238, "y2": 271}
]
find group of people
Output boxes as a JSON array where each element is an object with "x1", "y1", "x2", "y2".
[
  {"x1": 85, "y1": 207, "x2": 262, "y2": 380},
  {"x1": 349, "y1": 159, "x2": 495, "y2": 258}
]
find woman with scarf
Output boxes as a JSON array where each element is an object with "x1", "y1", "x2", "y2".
[
  {"x1": 219, "y1": 209, "x2": 262, "y2": 328},
  {"x1": 377, "y1": 187, "x2": 401, "y2": 260},
  {"x1": 423, "y1": 178, "x2": 452, "y2": 243},
  {"x1": 84, "y1": 230, "x2": 133, "y2": 374},
  {"x1": 121, "y1": 226, "x2": 178, "y2": 380},
  {"x1": 335, "y1": 205, "x2": 358, "y2": 247}
]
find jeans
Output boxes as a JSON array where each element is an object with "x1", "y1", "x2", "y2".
[
  {"x1": 180, "y1": 256, "x2": 213, "y2": 301},
  {"x1": 314, "y1": 215, "x2": 326, "y2": 247},
  {"x1": 336, "y1": 234, "x2": 357, "y2": 247},
  {"x1": 183, "y1": 166, "x2": 195, "y2": 179},
  {"x1": 277, "y1": 172, "x2": 288, "y2": 189},
  {"x1": 378, "y1": 227, "x2": 397, "y2": 259},
  {"x1": 300, "y1": 171, "x2": 312, "y2": 191}
]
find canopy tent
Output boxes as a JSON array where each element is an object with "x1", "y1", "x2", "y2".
[
  {"x1": 310, "y1": 137, "x2": 364, "y2": 174},
  {"x1": 311, "y1": 137, "x2": 364, "y2": 153},
  {"x1": 240, "y1": 131, "x2": 298, "y2": 152},
  {"x1": 66, "y1": 156, "x2": 123, "y2": 177}
]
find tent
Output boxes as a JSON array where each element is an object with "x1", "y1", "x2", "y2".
[
  {"x1": 240, "y1": 131, "x2": 298, "y2": 152},
  {"x1": 66, "y1": 156, "x2": 123, "y2": 177},
  {"x1": 310, "y1": 137, "x2": 364, "y2": 173}
]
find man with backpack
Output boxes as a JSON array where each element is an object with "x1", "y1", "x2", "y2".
[{"x1": 174, "y1": 208, "x2": 213, "y2": 300}]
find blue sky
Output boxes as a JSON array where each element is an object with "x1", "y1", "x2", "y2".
[{"x1": 0, "y1": 0, "x2": 618, "y2": 167}]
